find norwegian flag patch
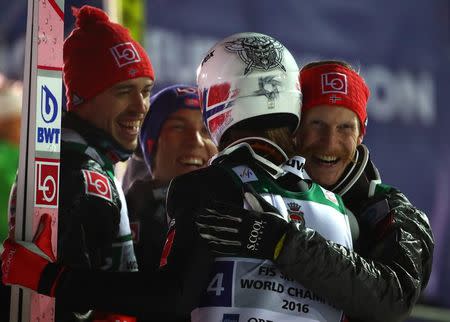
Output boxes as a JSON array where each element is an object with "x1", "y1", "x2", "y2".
[{"x1": 82, "y1": 170, "x2": 112, "y2": 202}]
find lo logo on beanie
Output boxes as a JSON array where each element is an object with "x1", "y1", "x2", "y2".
[
  {"x1": 110, "y1": 42, "x2": 142, "y2": 67},
  {"x1": 321, "y1": 72, "x2": 348, "y2": 94}
]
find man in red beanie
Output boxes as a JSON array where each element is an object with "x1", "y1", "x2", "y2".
[
  {"x1": 268, "y1": 60, "x2": 433, "y2": 322},
  {"x1": 296, "y1": 61, "x2": 369, "y2": 188},
  {"x1": 56, "y1": 5, "x2": 154, "y2": 321}
]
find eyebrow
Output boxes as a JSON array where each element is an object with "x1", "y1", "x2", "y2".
[
  {"x1": 113, "y1": 83, "x2": 153, "y2": 91},
  {"x1": 341, "y1": 120, "x2": 358, "y2": 126}
]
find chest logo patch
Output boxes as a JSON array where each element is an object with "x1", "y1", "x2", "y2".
[
  {"x1": 82, "y1": 170, "x2": 112, "y2": 202},
  {"x1": 324, "y1": 189, "x2": 339, "y2": 205}
]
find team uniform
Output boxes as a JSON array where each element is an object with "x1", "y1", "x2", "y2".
[
  {"x1": 164, "y1": 143, "x2": 353, "y2": 322},
  {"x1": 6, "y1": 113, "x2": 138, "y2": 321},
  {"x1": 58, "y1": 113, "x2": 137, "y2": 271},
  {"x1": 57, "y1": 113, "x2": 137, "y2": 320}
]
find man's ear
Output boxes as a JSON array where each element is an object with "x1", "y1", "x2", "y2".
[
  {"x1": 291, "y1": 134, "x2": 298, "y2": 149},
  {"x1": 358, "y1": 134, "x2": 364, "y2": 145}
]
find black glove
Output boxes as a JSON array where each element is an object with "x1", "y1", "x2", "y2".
[{"x1": 194, "y1": 188, "x2": 290, "y2": 260}]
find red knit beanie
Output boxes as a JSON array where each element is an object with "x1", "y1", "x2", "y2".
[
  {"x1": 300, "y1": 63, "x2": 370, "y2": 134},
  {"x1": 63, "y1": 6, "x2": 154, "y2": 111}
]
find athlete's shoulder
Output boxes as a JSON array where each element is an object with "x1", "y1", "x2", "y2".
[{"x1": 60, "y1": 156, "x2": 118, "y2": 210}]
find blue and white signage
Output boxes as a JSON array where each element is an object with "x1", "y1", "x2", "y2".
[{"x1": 36, "y1": 74, "x2": 62, "y2": 153}]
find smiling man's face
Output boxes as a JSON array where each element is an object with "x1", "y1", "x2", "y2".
[
  {"x1": 152, "y1": 108, "x2": 217, "y2": 185},
  {"x1": 74, "y1": 77, "x2": 154, "y2": 151},
  {"x1": 296, "y1": 105, "x2": 363, "y2": 188}
]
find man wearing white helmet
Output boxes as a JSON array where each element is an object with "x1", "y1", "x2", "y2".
[
  {"x1": 2, "y1": 32, "x2": 353, "y2": 322},
  {"x1": 161, "y1": 32, "x2": 355, "y2": 322}
]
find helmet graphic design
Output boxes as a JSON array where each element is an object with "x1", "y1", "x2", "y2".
[
  {"x1": 225, "y1": 35, "x2": 286, "y2": 75},
  {"x1": 197, "y1": 32, "x2": 301, "y2": 146}
]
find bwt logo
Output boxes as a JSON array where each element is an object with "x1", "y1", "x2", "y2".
[
  {"x1": 37, "y1": 127, "x2": 60, "y2": 144},
  {"x1": 38, "y1": 85, "x2": 60, "y2": 145},
  {"x1": 35, "y1": 159, "x2": 59, "y2": 208},
  {"x1": 41, "y1": 85, "x2": 58, "y2": 124},
  {"x1": 321, "y1": 72, "x2": 347, "y2": 94}
]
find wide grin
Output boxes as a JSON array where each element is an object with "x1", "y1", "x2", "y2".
[
  {"x1": 314, "y1": 154, "x2": 339, "y2": 165},
  {"x1": 118, "y1": 120, "x2": 141, "y2": 136},
  {"x1": 179, "y1": 156, "x2": 204, "y2": 167}
]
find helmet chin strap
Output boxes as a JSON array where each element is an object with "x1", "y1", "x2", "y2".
[
  {"x1": 227, "y1": 136, "x2": 289, "y2": 165},
  {"x1": 209, "y1": 136, "x2": 289, "y2": 179}
]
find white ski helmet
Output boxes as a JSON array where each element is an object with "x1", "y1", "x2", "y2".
[{"x1": 196, "y1": 32, "x2": 301, "y2": 146}]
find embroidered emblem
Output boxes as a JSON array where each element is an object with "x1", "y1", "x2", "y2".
[
  {"x1": 329, "y1": 94, "x2": 342, "y2": 104},
  {"x1": 321, "y1": 72, "x2": 347, "y2": 94},
  {"x1": 110, "y1": 42, "x2": 141, "y2": 67},
  {"x1": 82, "y1": 170, "x2": 112, "y2": 202},
  {"x1": 286, "y1": 201, "x2": 305, "y2": 225},
  {"x1": 128, "y1": 68, "x2": 138, "y2": 77}
]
